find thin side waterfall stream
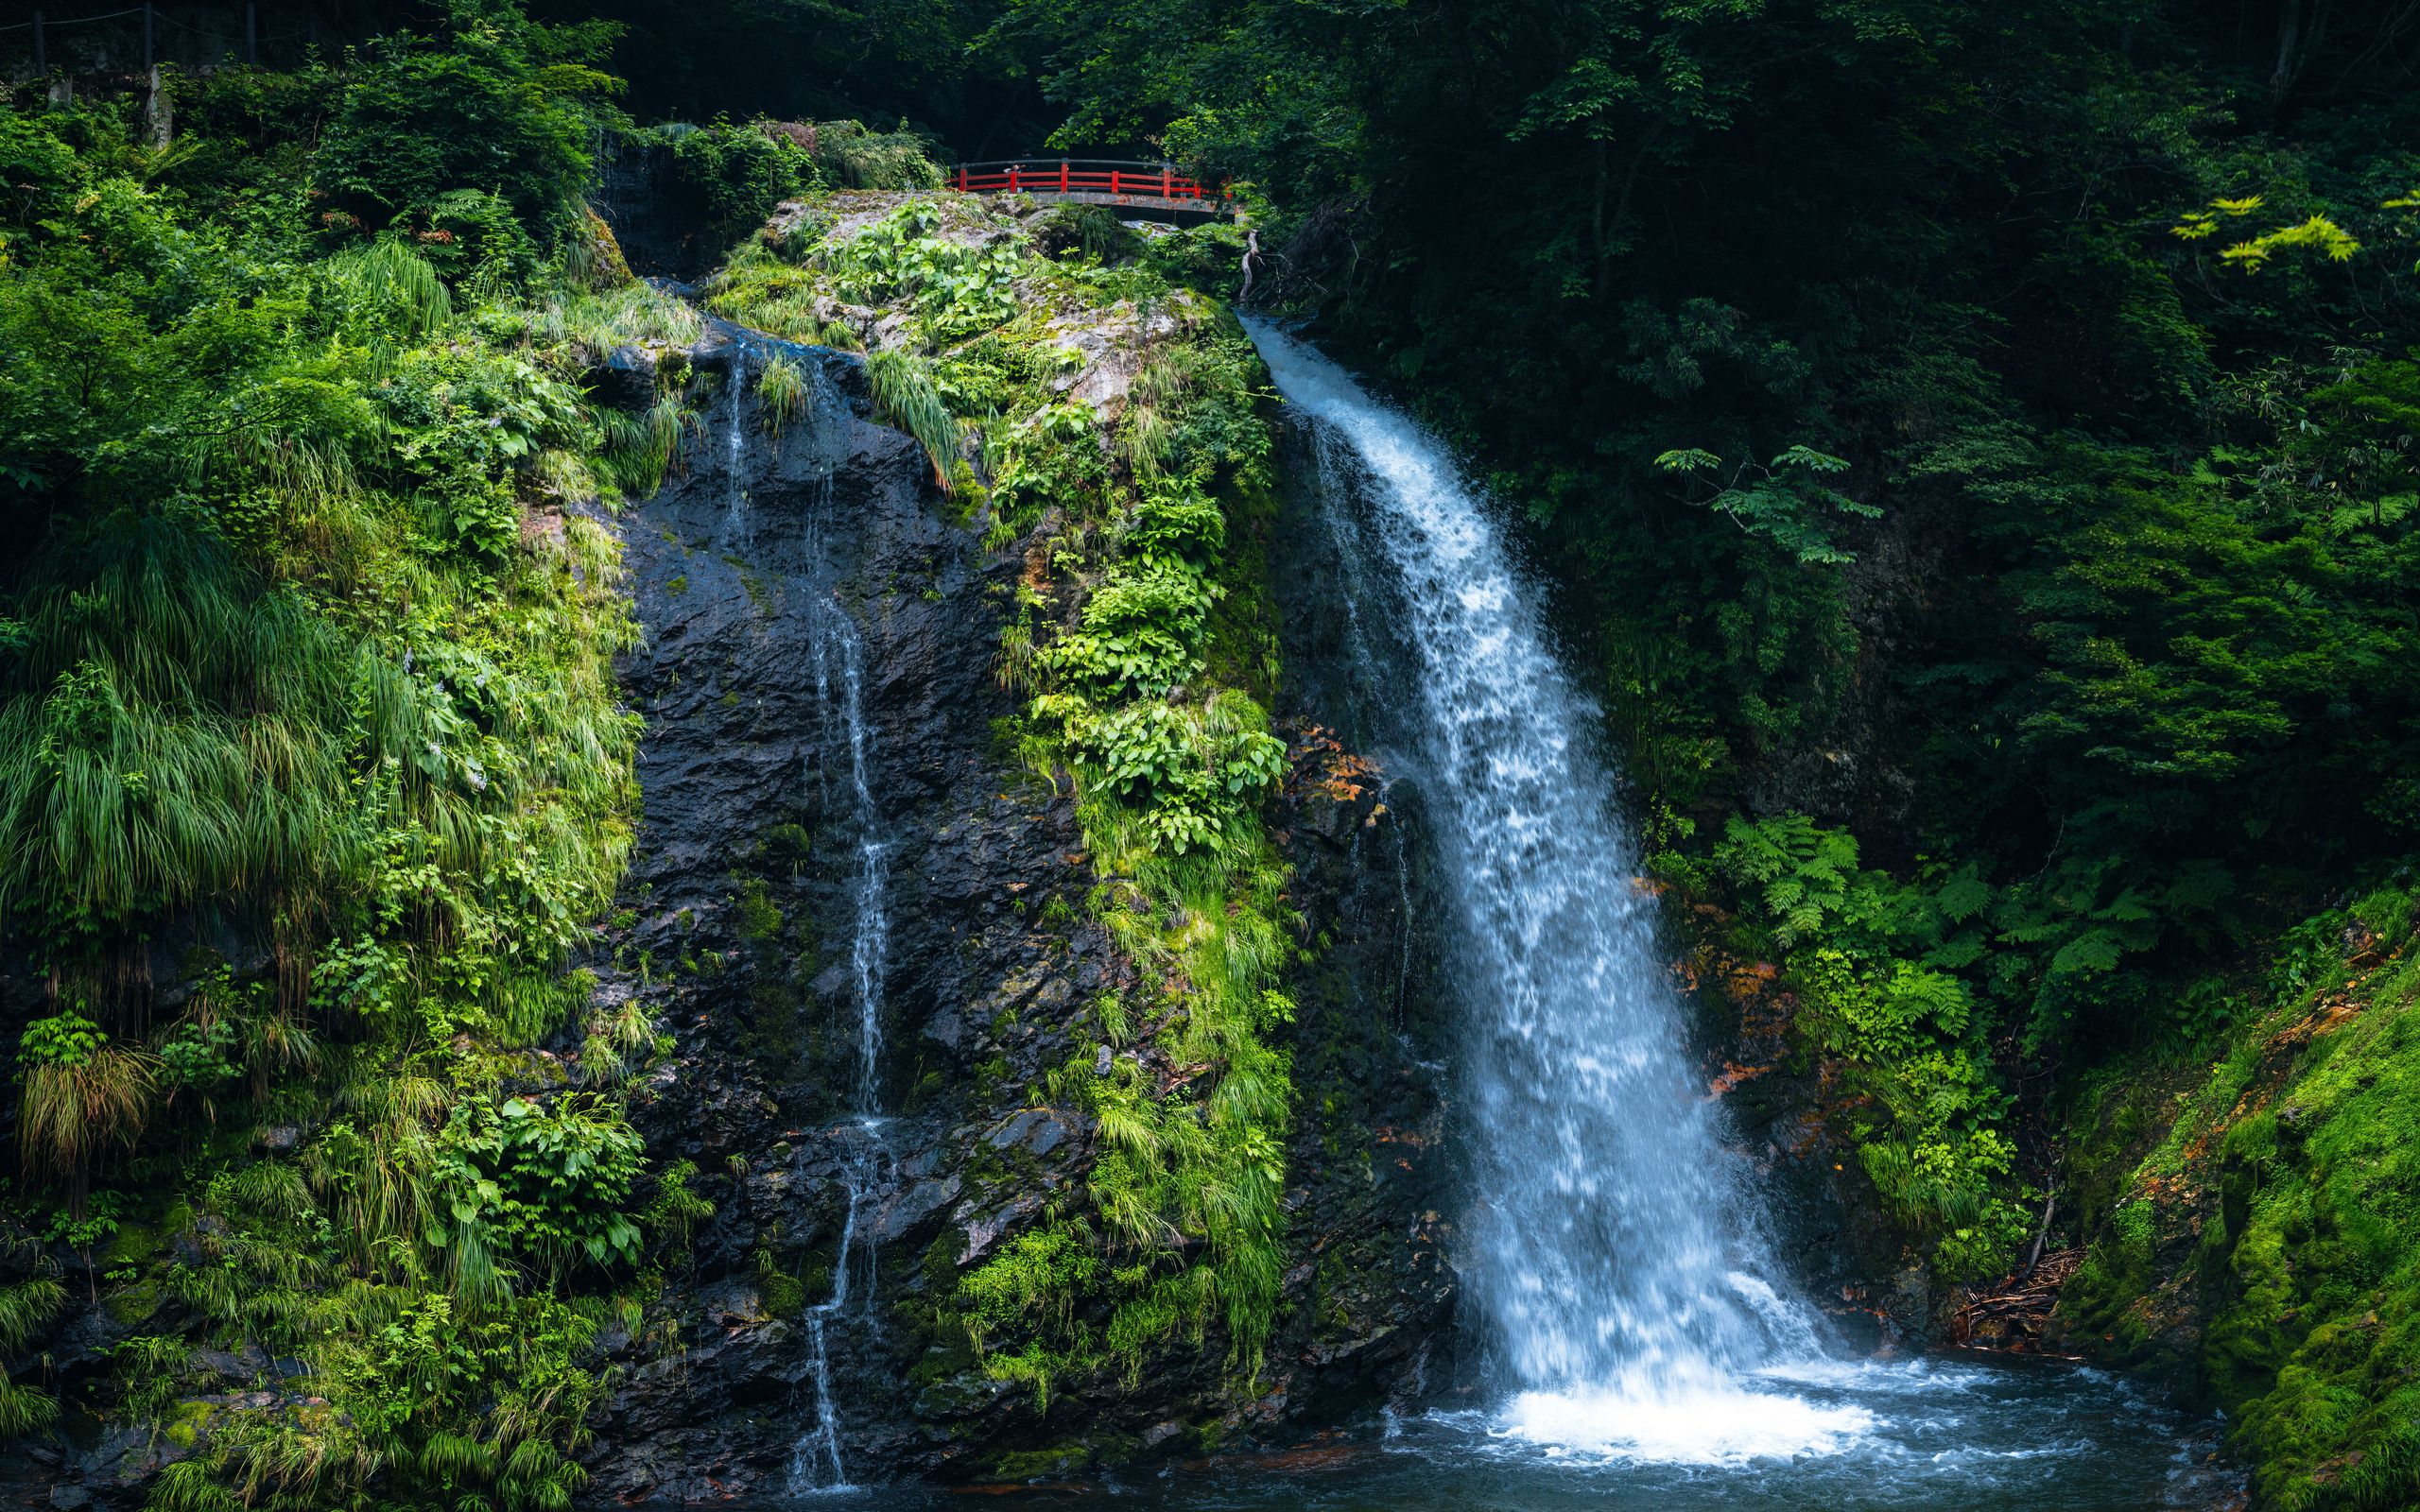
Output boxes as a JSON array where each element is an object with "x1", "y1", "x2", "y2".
[
  {"x1": 784, "y1": 576, "x2": 888, "y2": 1492},
  {"x1": 705, "y1": 347, "x2": 891, "y2": 1497}
]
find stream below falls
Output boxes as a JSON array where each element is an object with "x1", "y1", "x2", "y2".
[{"x1": 789, "y1": 1350, "x2": 2229, "y2": 1507}]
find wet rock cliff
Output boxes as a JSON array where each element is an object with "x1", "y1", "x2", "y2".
[{"x1": 574, "y1": 268, "x2": 1455, "y2": 1498}]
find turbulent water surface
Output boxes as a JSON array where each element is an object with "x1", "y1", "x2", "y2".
[{"x1": 789, "y1": 1352, "x2": 2229, "y2": 1508}]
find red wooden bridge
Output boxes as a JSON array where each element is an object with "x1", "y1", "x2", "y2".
[{"x1": 952, "y1": 159, "x2": 1230, "y2": 218}]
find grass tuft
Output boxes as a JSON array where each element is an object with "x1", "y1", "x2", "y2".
[
  {"x1": 868, "y1": 349, "x2": 959, "y2": 490},
  {"x1": 757, "y1": 354, "x2": 810, "y2": 434}
]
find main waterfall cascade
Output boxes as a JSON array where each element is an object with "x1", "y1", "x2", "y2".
[
  {"x1": 1244, "y1": 318, "x2": 1868, "y2": 1462},
  {"x1": 1244, "y1": 323, "x2": 2225, "y2": 1507}
]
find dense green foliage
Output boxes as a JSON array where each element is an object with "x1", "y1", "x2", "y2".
[
  {"x1": 710, "y1": 194, "x2": 1295, "y2": 1409},
  {"x1": 2062, "y1": 886, "x2": 2420, "y2": 1510},
  {"x1": 0, "y1": 8, "x2": 717, "y2": 1504},
  {"x1": 316, "y1": 6, "x2": 623, "y2": 266},
  {"x1": 1698, "y1": 815, "x2": 2028, "y2": 1279},
  {"x1": 996, "y1": 0, "x2": 2420, "y2": 1181},
  {"x1": 531, "y1": 0, "x2": 1025, "y2": 142},
  {"x1": 15, "y1": 0, "x2": 2420, "y2": 1501},
  {"x1": 998, "y1": 0, "x2": 2420, "y2": 1058},
  {"x1": 965, "y1": 1, "x2": 2420, "y2": 1496},
  {"x1": 634, "y1": 117, "x2": 944, "y2": 254}
]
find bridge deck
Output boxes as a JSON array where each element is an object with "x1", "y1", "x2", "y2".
[{"x1": 954, "y1": 159, "x2": 1230, "y2": 218}]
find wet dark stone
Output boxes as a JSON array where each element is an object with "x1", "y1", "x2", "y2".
[
  {"x1": 577, "y1": 322, "x2": 1461, "y2": 1500},
  {"x1": 588, "y1": 344, "x2": 662, "y2": 411},
  {"x1": 591, "y1": 134, "x2": 733, "y2": 283}
]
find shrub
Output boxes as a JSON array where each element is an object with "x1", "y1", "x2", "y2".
[
  {"x1": 1031, "y1": 204, "x2": 1140, "y2": 264},
  {"x1": 810, "y1": 119, "x2": 943, "y2": 190},
  {"x1": 654, "y1": 120, "x2": 817, "y2": 249},
  {"x1": 756, "y1": 353, "x2": 810, "y2": 433},
  {"x1": 315, "y1": 8, "x2": 621, "y2": 253},
  {"x1": 1716, "y1": 814, "x2": 2030, "y2": 1278},
  {"x1": 435, "y1": 1095, "x2": 646, "y2": 1276},
  {"x1": 19, "y1": 1030, "x2": 153, "y2": 1218}
]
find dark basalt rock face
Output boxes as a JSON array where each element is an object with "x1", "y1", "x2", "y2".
[{"x1": 578, "y1": 335, "x2": 1456, "y2": 1502}]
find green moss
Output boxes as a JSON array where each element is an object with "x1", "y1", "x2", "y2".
[
  {"x1": 721, "y1": 555, "x2": 775, "y2": 613},
  {"x1": 735, "y1": 875, "x2": 784, "y2": 942},
  {"x1": 103, "y1": 1278, "x2": 164, "y2": 1328},
  {"x1": 988, "y1": 1440, "x2": 1094, "y2": 1480},
  {"x1": 760, "y1": 822, "x2": 813, "y2": 873},
  {"x1": 972, "y1": 1055, "x2": 1012, "y2": 1098},
  {"x1": 906, "y1": 1068, "x2": 948, "y2": 1111},
  {"x1": 104, "y1": 1219, "x2": 162, "y2": 1269},
  {"x1": 2349, "y1": 885, "x2": 2414, "y2": 942},
  {"x1": 2061, "y1": 898, "x2": 2420, "y2": 1509},
  {"x1": 756, "y1": 1250, "x2": 808, "y2": 1319},
  {"x1": 163, "y1": 1400, "x2": 216, "y2": 1452}
]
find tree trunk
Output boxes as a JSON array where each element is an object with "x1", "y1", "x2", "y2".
[
  {"x1": 2272, "y1": 0, "x2": 2305, "y2": 100},
  {"x1": 147, "y1": 65, "x2": 173, "y2": 149},
  {"x1": 2270, "y1": 0, "x2": 2333, "y2": 101}
]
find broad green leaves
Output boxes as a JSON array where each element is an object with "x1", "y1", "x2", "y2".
[
  {"x1": 433, "y1": 1094, "x2": 648, "y2": 1273},
  {"x1": 2174, "y1": 195, "x2": 2362, "y2": 272},
  {"x1": 1716, "y1": 813, "x2": 2028, "y2": 1278},
  {"x1": 823, "y1": 203, "x2": 1025, "y2": 338}
]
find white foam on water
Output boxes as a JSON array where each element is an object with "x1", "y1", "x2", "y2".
[{"x1": 1496, "y1": 1383, "x2": 1876, "y2": 1466}]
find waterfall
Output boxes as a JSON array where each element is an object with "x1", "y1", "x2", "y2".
[
  {"x1": 773, "y1": 352, "x2": 891, "y2": 1496},
  {"x1": 1248, "y1": 319, "x2": 1863, "y2": 1465},
  {"x1": 787, "y1": 1123, "x2": 880, "y2": 1492},
  {"x1": 784, "y1": 597, "x2": 888, "y2": 1491},
  {"x1": 722, "y1": 338, "x2": 752, "y2": 544},
  {"x1": 835, "y1": 608, "x2": 890, "y2": 1115}
]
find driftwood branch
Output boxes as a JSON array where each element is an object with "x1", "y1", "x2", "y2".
[{"x1": 2020, "y1": 1192, "x2": 2057, "y2": 1277}]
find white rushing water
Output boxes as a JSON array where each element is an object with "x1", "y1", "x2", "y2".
[
  {"x1": 1246, "y1": 318, "x2": 1865, "y2": 1466},
  {"x1": 723, "y1": 338, "x2": 752, "y2": 545}
]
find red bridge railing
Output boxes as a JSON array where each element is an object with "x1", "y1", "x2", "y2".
[{"x1": 952, "y1": 159, "x2": 1226, "y2": 212}]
